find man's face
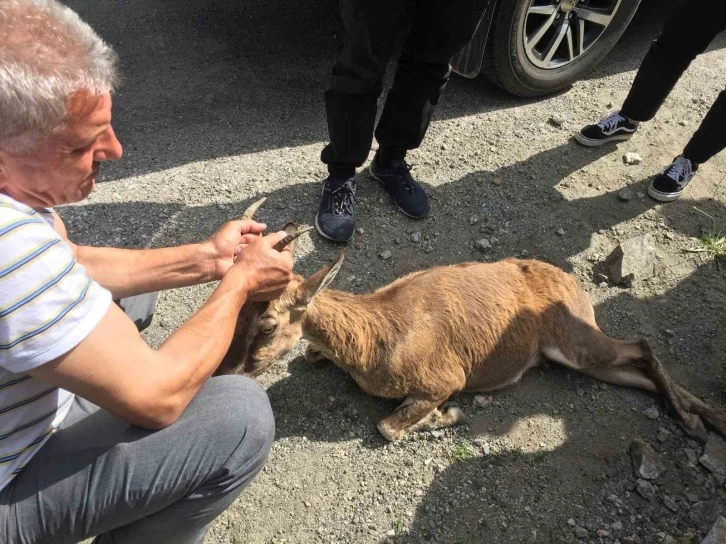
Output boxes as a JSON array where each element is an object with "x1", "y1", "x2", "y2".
[{"x1": 0, "y1": 91, "x2": 122, "y2": 208}]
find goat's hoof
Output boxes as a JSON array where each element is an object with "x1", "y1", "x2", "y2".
[
  {"x1": 687, "y1": 416, "x2": 709, "y2": 443},
  {"x1": 377, "y1": 420, "x2": 404, "y2": 442},
  {"x1": 443, "y1": 404, "x2": 466, "y2": 425}
]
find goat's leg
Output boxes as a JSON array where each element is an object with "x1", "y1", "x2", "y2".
[
  {"x1": 377, "y1": 396, "x2": 465, "y2": 441},
  {"x1": 304, "y1": 344, "x2": 326, "y2": 363},
  {"x1": 546, "y1": 330, "x2": 726, "y2": 440}
]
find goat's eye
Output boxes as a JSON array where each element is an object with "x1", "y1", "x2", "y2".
[{"x1": 260, "y1": 319, "x2": 277, "y2": 334}]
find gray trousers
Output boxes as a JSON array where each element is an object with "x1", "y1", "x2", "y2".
[{"x1": 0, "y1": 293, "x2": 275, "y2": 544}]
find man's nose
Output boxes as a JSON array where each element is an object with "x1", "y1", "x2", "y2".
[{"x1": 94, "y1": 126, "x2": 123, "y2": 161}]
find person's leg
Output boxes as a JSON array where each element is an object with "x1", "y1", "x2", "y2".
[
  {"x1": 683, "y1": 89, "x2": 726, "y2": 165},
  {"x1": 115, "y1": 292, "x2": 158, "y2": 332},
  {"x1": 621, "y1": 0, "x2": 726, "y2": 122},
  {"x1": 320, "y1": 0, "x2": 410, "y2": 175},
  {"x1": 648, "y1": 89, "x2": 726, "y2": 202},
  {"x1": 374, "y1": 0, "x2": 489, "y2": 159},
  {"x1": 0, "y1": 375, "x2": 274, "y2": 544}
]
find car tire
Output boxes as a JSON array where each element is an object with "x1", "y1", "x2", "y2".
[{"x1": 483, "y1": 0, "x2": 642, "y2": 97}]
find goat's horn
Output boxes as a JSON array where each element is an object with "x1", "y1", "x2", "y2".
[
  {"x1": 241, "y1": 197, "x2": 267, "y2": 220},
  {"x1": 273, "y1": 226, "x2": 313, "y2": 251}
]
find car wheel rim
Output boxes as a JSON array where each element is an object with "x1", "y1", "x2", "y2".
[{"x1": 523, "y1": 0, "x2": 622, "y2": 69}]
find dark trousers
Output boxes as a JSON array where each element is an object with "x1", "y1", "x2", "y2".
[
  {"x1": 621, "y1": 0, "x2": 726, "y2": 165},
  {"x1": 321, "y1": 0, "x2": 489, "y2": 175}
]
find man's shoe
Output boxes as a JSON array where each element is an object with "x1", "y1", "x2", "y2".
[
  {"x1": 575, "y1": 111, "x2": 638, "y2": 147},
  {"x1": 369, "y1": 156, "x2": 429, "y2": 219},
  {"x1": 648, "y1": 155, "x2": 698, "y2": 202},
  {"x1": 315, "y1": 176, "x2": 356, "y2": 242}
]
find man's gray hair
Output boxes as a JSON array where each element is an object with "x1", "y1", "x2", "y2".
[{"x1": 0, "y1": 0, "x2": 118, "y2": 149}]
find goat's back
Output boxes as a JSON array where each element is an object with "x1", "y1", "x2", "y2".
[{"x1": 360, "y1": 258, "x2": 596, "y2": 381}]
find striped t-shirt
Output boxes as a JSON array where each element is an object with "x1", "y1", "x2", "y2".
[{"x1": 0, "y1": 193, "x2": 111, "y2": 492}]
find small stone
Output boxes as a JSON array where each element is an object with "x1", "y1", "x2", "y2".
[
  {"x1": 636, "y1": 191, "x2": 645, "y2": 199},
  {"x1": 611, "y1": 521, "x2": 623, "y2": 532},
  {"x1": 549, "y1": 115, "x2": 564, "y2": 127},
  {"x1": 623, "y1": 152, "x2": 643, "y2": 165},
  {"x1": 702, "y1": 517, "x2": 726, "y2": 544},
  {"x1": 644, "y1": 406, "x2": 659, "y2": 420},
  {"x1": 430, "y1": 430, "x2": 442, "y2": 439},
  {"x1": 379, "y1": 250, "x2": 392, "y2": 260},
  {"x1": 606, "y1": 101, "x2": 614, "y2": 108},
  {"x1": 678, "y1": 120, "x2": 688, "y2": 127},
  {"x1": 356, "y1": 228, "x2": 364, "y2": 235},
  {"x1": 386, "y1": 529, "x2": 396, "y2": 537},
  {"x1": 304, "y1": 501, "x2": 311, "y2": 507},
  {"x1": 567, "y1": 519, "x2": 576, "y2": 527},
  {"x1": 690, "y1": 501, "x2": 723, "y2": 530},
  {"x1": 469, "y1": 215, "x2": 479, "y2": 225},
  {"x1": 618, "y1": 188, "x2": 634, "y2": 202},
  {"x1": 521, "y1": 250, "x2": 529, "y2": 257},
  {"x1": 410, "y1": 232, "x2": 422, "y2": 244},
  {"x1": 665, "y1": 329, "x2": 675, "y2": 337},
  {"x1": 394, "y1": 238, "x2": 401, "y2": 245},
  {"x1": 573, "y1": 526, "x2": 588, "y2": 538},
  {"x1": 664, "y1": 496, "x2": 679, "y2": 512},
  {"x1": 686, "y1": 492, "x2": 700, "y2": 503},
  {"x1": 492, "y1": 177, "x2": 503, "y2": 186},
  {"x1": 684, "y1": 448, "x2": 699, "y2": 465},
  {"x1": 658, "y1": 427, "x2": 671, "y2": 442},
  {"x1": 630, "y1": 438, "x2": 664, "y2": 479},
  {"x1": 597, "y1": 530, "x2": 610, "y2": 537},
  {"x1": 700, "y1": 434, "x2": 726, "y2": 476},
  {"x1": 605, "y1": 234, "x2": 658, "y2": 286},
  {"x1": 555, "y1": 227, "x2": 565, "y2": 236},
  {"x1": 636, "y1": 478, "x2": 655, "y2": 500},
  {"x1": 473, "y1": 395, "x2": 493, "y2": 408},
  {"x1": 476, "y1": 239, "x2": 492, "y2": 251}
]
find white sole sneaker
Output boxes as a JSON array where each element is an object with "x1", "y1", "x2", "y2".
[
  {"x1": 647, "y1": 185, "x2": 684, "y2": 202},
  {"x1": 574, "y1": 132, "x2": 634, "y2": 147}
]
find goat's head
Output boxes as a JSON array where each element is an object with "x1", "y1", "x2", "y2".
[{"x1": 219, "y1": 197, "x2": 345, "y2": 377}]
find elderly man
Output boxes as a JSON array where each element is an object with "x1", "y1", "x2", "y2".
[{"x1": 0, "y1": 1, "x2": 293, "y2": 543}]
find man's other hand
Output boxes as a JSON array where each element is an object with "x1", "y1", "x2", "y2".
[{"x1": 233, "y1": 232, "x2": 294, "y2": 301}]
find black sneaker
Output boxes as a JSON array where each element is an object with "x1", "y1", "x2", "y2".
[
  {"x1": 648, "y1": 155, "x2": 698, "y2": 202},
  {"x1": 369, "y1": 156, "x2": 430, "y2": 219},
  {"x1": 315, "y1": 176, "x2": 356, "y2": 242},
  {"x1": 575, "y1": 111, "x2": 638, "y2": 147}
]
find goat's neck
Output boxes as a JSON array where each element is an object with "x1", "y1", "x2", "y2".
[{"x1": 302, "y1": 289, "x2": 387, "y2": 371}]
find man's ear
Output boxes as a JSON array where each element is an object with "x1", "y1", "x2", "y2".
[{"x1": 294, "y1": 251, "x2": 345, "y2": 308}]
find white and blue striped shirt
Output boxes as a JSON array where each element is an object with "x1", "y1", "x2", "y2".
[{"x1": 0, "y1": 193, "x2": 111, "y2": 492}]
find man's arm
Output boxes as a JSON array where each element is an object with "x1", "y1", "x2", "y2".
[
  {"x1": 72, "y1": 243, "x2": 218, "y2": 299},
  {"x1": 29, "y1": 231, "x2": 293, "y2": 429},
  {"x1": 52, "y1": 210, "x2": 264, "y2": 299}
]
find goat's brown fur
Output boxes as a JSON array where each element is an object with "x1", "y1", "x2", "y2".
[{"x1": 217, "y1": 202, "x2": 726, "y2": 441}]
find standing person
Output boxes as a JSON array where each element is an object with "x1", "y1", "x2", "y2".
[
  {"x1": 575, "y1": 0, "x2": 726, "y2": 202},
  {"x1": 315, "y1": 0, "x2": 490, "y2": 242},
  {"x1": 0, "y1": 1, "x2": 294, "y2": 542}
]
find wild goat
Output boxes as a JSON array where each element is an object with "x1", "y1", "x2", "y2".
[{"x1": 217, "y1": 201, "x2": 726, "y2": 441}]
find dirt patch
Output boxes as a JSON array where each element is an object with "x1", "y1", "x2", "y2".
[{"x1": 65, "y1": 0, "x2": 726, "y2": 542}]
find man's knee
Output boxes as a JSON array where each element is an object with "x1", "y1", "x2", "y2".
[
  {"x1": 197, "y1": 375, "x2": 275, "y2": 474},
  {"x1": 115, "y1": 292, "x2": 159, "y2": 332}
]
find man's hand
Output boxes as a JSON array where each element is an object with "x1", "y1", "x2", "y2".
[
  {"x1": 203, "y1": 219, "x2": 267, "y2": 280},
  {"x1": 233, "y1": 231, "x2": 294, "y2": 301}
]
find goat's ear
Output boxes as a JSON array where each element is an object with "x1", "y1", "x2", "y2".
[{"x1": 296, "y1": 251, "x2": 345, "y2": 307}]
